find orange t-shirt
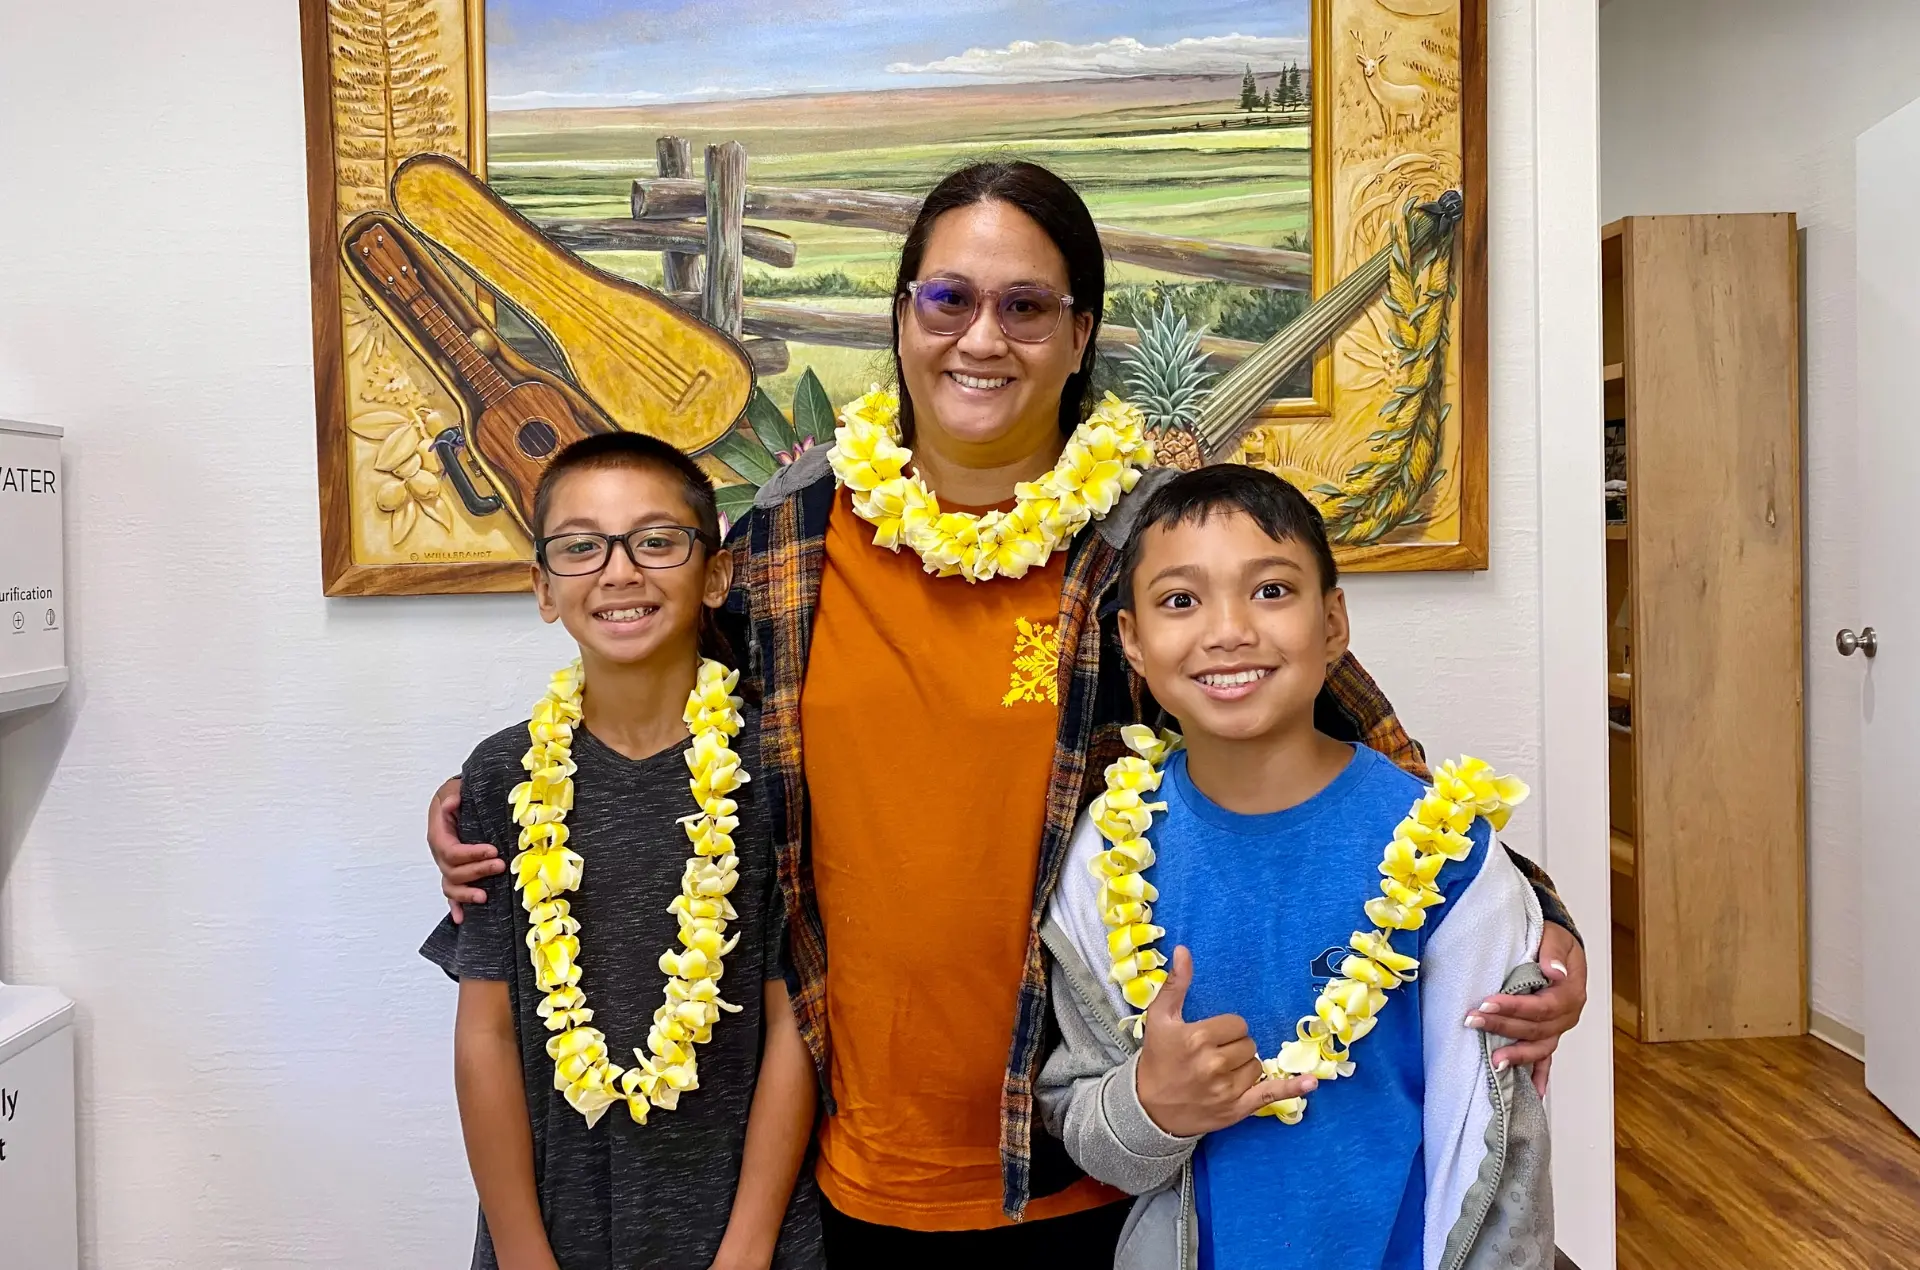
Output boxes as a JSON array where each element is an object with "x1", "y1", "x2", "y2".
[{"x1": 801, "y1": 489, "x2": 1123, "y2": 1229}]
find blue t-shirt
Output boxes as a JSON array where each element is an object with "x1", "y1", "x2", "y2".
[{"x1": 1146, "y1": 744, "x2": 1491, "y2": 1270}]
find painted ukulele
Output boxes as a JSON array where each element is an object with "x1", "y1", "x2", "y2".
[
  {"x1": 349, "y1": 218, "x2": 613, "y2": 535},
  {"x1": 391, "y1": 154, "x2": 753, "y2": 457}
]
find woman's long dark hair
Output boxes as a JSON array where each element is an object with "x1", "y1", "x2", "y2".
[{"x1": 890, "y1": 160, "x2": 1107, "y2": 441}]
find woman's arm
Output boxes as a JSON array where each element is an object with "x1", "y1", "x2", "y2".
[
  {"x1": 430, "y1": 777, "x2": 504, "y2": 923},
  {"x1": 455, "y1": 979, "x2": 559, "y2": 1270},
  {"x1": 709, "y1": 981, "x2": 815, "y2": 1270},
  {"x1": 1308, "y1": 652, "x2": 1592, "y2": 1086}
]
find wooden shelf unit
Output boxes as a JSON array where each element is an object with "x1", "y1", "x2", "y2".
[{"x1": 1602, "y1": 214, "x2": 1807, "y2": 1043}]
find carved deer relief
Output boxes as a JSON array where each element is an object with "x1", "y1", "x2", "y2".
[{"x1": 1352, "y1": 29, "x2": 1428, "y2": 136}]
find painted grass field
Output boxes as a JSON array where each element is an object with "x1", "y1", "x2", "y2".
[{"x1": 486, "y1": 75, "x2": 1314, "y2": 407}]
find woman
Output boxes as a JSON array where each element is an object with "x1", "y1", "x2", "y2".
[{"x1": 427, "y1": 161, "x2": 1589, "y2": 1265}]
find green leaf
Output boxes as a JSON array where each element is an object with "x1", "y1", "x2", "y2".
[
  {"x1": 744, "y1": 386, "x2": 800, "y2": 456},
  {"x1": 715, "y1": 481, "x2": 760, "y2": 528},
  {"x1": 711, "y1": 425, "x2": 779, "y2": 485},
  {"x1": 790, "y1": 369, "x2": 838, "y2": 446}
]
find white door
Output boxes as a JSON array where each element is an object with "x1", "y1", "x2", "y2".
[{"x1": 1854, "y1": 100, "x2": 1920, "y2": 1135}]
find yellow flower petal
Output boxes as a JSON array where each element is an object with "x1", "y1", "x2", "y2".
[
  {"x1": 1106, "y1": 922, "x2": 1166, "y2": 959},
  {"x1": 1120, "y1": 968, "x2": 1168, "y2": 1010},
  {"x1": 1109, "y1": 949, "x2": 1169, "y2": 984}
]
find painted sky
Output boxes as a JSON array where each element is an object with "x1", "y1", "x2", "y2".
[{"x1": 486, "y1": 0, "x2": 1312, "y2": 108}]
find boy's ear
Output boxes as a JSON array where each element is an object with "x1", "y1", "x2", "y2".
[
  {"x1": 1117, "y1": 606, "x2": 1148, "y2": 678},
  {"x1": 531, "y1": 563, "x2": 561, "y2": 625},
  {"x1": 702, "y1": 545, "x2": 735, "y2": 610},
  {"x1": 1323, "y1": 586, "x2": 1351, "y2": 666}
]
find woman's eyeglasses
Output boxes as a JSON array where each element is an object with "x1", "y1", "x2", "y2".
[
  {"x1": 905, "y1": 278, "x2": 1075, "y2": 344},
  {"x1": 535, "y1": 525, "x2": 711, "y2": 576}
]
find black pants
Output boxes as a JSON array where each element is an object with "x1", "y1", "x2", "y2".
[{"x1": 819, "y1": 1194, "x2": 1130, "y2": 1268}]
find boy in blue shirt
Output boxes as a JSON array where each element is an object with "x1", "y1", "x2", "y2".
[{"x1": 1039, "y1": 466, "x2": 1553, "y2": 1270}]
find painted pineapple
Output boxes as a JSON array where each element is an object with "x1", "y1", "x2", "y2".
[{"x1": 1119, "y1": 298, "x2": 1214, "y2": 470}]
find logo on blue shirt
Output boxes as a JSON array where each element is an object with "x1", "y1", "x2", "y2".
[{"x1": 1308, "y1": 944, "x2": 1349, "y2": 986}]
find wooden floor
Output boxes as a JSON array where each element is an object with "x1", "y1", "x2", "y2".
[{"x1": 1614, "y1": 1029, "x2": 1920, "y2": 1269}]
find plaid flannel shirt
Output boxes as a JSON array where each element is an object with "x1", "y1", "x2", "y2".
[{"x1": 719, "y1": 451, "x2": 1575, "y2": 1220}]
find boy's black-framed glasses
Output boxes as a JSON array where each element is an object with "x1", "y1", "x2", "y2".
[{"x1": 535, "y1": 526, "x2": 712, "y2": 576}]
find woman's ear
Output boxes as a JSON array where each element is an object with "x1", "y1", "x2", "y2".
[{"x1": 1071, "y1": 308, "x2": 1095, "y2": 361}]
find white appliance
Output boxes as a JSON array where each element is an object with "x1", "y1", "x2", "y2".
[
  {"x1": 0, "y1": 988, "x2": 78, "y2": 1268},
  {"x1": 0, "y1": 420, "x2": 79, "y2": 1265},
  {"x1": 0, "y1": 419, "x2": 66, "y2": 712}
]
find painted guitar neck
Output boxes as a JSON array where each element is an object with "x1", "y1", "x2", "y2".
[
  {"x1": 400, "y1": 285, "x2": 515, "y2": 405},
  {"x1": 1194, "y1": 191, "x2": 1464, "y2": 460},
  {"x1": 351, "y1": 222, "x2": 514, "y2": 405}
]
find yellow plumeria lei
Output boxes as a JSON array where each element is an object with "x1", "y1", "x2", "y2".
[
  {"x1": 1087, "y1": 725, "x2": 1529, "y2": 1124},
  {"x1": 509, "y1": 657, "x2": 751, "y2": 1128},
  {"x1": 826, "y1": 384, "x2": 1155, "y2": 582}
]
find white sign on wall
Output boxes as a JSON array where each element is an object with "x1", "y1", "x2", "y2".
[{"x1": 0, "y1": 419, "x2": 66, "y2": 713}]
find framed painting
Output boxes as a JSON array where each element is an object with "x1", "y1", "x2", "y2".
[{"x1": 300, "y1": 0, "x2": 1485, "y2": 595}]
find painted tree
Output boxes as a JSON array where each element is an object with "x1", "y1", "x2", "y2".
[
  {"x1": 328, "y1": 0, "x2": 458, "y2": 214},
  {"x1": 329, "y1": 0, "x2": 461, "y2": 544},
  {"x1": 1287, "y1": 64, "x2": 1304, "y2": 109},
  {"x1": 1239, "y1": 66, "x2": 1260, "y2": 112}
]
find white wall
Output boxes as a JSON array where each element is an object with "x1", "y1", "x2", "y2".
[
  {"x1": 0, "y1": 1, "x2": 1608, "y2": 1265},
  {"x1": 1599, "y1": 0, "x2": 1920, "y2": 1037}
]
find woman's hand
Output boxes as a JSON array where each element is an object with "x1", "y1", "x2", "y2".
[
  {"x1": 1467, "y1": 922, "x2": 1588, "y2": 1096},
  {"x1": 429, "y1": 775, "x2": 504, "y2": 923}
]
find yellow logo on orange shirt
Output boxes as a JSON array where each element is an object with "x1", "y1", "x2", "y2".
[{"x1": 1002, "y1": 617, "x2": 1061, "y2": 707}]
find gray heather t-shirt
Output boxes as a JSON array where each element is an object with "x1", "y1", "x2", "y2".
[{"x1": 422, "y1": 708, "x2": 823, "y2": 1270}]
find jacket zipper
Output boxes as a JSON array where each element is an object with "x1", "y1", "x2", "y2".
[
  {"x1": 1179, "y1": 1159, "x2": 1196, "y2": 1270},
  {"x1": 1442, "y1": 965, "x2": 1547, "y2": 1270},
  {"x1": 1039, "y1": 919, "x2": 1134, "y2": 1054}
]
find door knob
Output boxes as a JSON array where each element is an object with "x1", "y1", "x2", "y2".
[{"x1": 1837, "y1": 627, "x2": 1879, "y2": 658}]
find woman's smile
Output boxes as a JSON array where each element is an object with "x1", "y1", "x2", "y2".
[{"x1": 946, "y1": 370, "x2": 1013, "y2": 393}]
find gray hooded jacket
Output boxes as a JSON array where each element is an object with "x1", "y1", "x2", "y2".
[{"x1": 1036, "y1": 811, "x2": 1557, "y2": 1270}]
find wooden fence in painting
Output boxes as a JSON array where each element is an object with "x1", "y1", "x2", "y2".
[{"x1": 533, "y1": 136, "x2": 1311, "y2": 376}]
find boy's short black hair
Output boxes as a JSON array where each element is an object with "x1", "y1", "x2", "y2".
[
  {"x1": 530, "y1": 431, "x2": 721, "y2": 548},
  {"x1": 1119, "y1": 465, "x2": 1339, "y2": 608}
]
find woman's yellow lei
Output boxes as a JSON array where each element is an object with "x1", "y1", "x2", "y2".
[
  {"x1": 826, "y1": 385, "x2": 1155, "y2": 582},
  {"x1": 1088, "y1": 725, "x2": 1529, "y2": 1123},
  {"x1": 509, "y1": 657, "x2": 751, "y2": 1128}
]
